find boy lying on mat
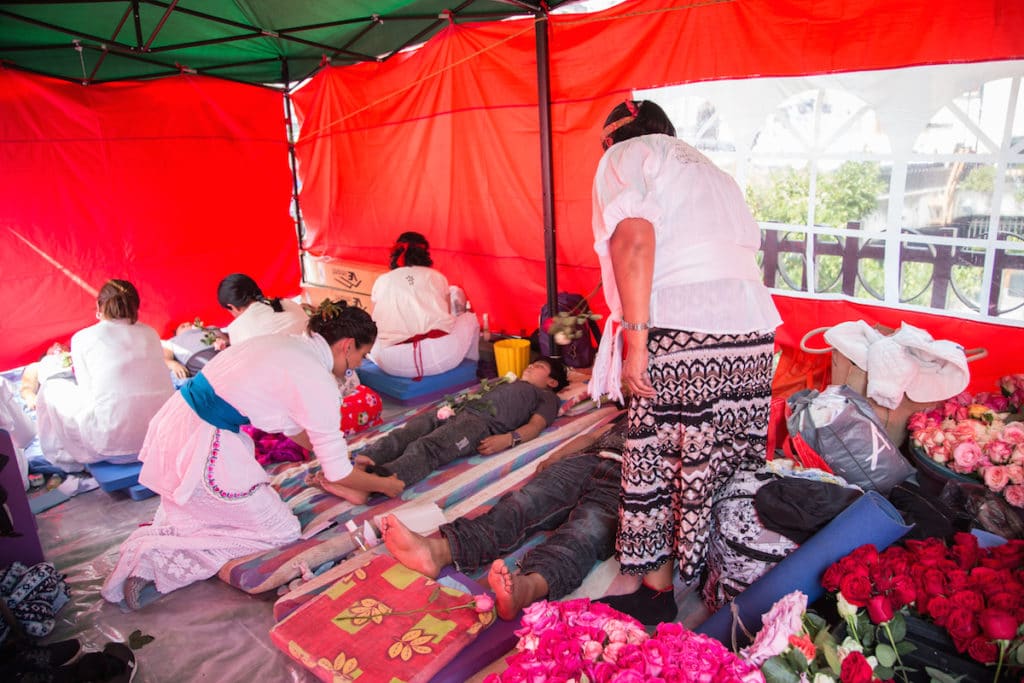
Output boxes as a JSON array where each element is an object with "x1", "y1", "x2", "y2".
[
  {"x1": 307, "y1": 357, "x2": 568, "y2": 503},
  {"x1": 379, "y1": 413, "x2": 632, "y2": 621}
]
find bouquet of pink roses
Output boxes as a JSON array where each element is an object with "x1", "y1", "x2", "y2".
[
  {"x1": 485, "y1": 598, "x2": 764, "y2": 683},
  {"x1": 909, "y1": 385, "x2": 1024, "y2": 508}
]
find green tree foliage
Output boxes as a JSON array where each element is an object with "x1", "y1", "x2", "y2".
[{"x1": 746, "y1": 162, "x2": 884, "y2": 228}]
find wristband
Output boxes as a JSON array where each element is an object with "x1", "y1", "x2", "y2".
[{"x1": 620, "y1": 320, "x2": 650, "y2": 331}]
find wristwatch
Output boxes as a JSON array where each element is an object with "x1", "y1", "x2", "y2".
[{"x1": 510, "y1": 430, "x2": 523, "y2": 447}]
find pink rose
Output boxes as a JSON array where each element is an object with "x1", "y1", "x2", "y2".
[
  {"x1": 929, "y1": 442, "x2": 952, "y2": 464},
  {"x1": 474, "y1": 594, "x2": 495, "y2": 612},
  {"x1": 1001, "y1": 422, "x2": 1024, "y2": 445},
  {"x1": 952, "y1": 441, "x2": 984, "y2": 473},
  {"x1": 1006, "y1": 464, "x2": 1024, "y2": 484},
  {"x1": 436, "y1": 405, "x2": 456, "y2": 420},
  {"x1": 983, "y1": 466, "x2": 1010, "y2": 492},
  {"x1": 1013, "y1": 445, "x2": 1024, "y2": 466},
  {"x1": 1004, "y1": 484, "x2": 1024, "y2": 508},
  {"x1": 581, "y1": 639, "x2": 604, "y2": 662},
  {"x1": 741, "y1": 590, "x2": 807, "y2": 666},
  {"x1": 987, "y1": 439, "x2": 1013, "y2": 465},
  {"x1": 603, "y1": 641, "x2": 626, "y2": 665}
]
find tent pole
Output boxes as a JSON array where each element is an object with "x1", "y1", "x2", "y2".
[
  {"x1": 534, "y1": 10, "x2": 558, "y2": 352},
  {"x1": 281, "y1": 59, "x2": 308, "y2": 286}
]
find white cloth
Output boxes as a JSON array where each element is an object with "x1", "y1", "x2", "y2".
[
  {"x1": 0, "y1": 378, "x2": 32, "y2": 489},
  {"x1": 222, "y1": 298, "x2": 308, "y2": 346},
  {"x1": 589, "y1": 134, "x2": 781, "y2": 401},
  {"x1": 371, "y1": 266, "x2": 456, "y2": 348},
  {"x1": 35, "y1": 320, "x2": 173, "y2": 470},
  {"x1": 823, "y1": 321, "x2": 970, "y2": 408},
  {"x1": 139, "y1": 332, "x2": 352, "y2": 505},
  {"x1": 369, "y1": 312, "x2": 480, "y2": 377}
]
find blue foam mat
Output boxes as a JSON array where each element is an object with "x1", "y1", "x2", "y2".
[
  {"x1": 88, "y1": 460, "x2": 142, "y2": 492},
  {"x1": 357, "y1": 358, "x2": 478, "y2": 405}
]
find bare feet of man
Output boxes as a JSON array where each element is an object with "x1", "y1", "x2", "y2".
[
  {"x1": 380, "y1": 514, "x2": 451, "y2": 579},
  {"x1": 487, "y1": 559, "x2": 550, "y2": 621}
]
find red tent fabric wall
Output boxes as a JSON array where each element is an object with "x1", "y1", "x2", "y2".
[
  {"x1": 0, "y1": 71, "x2": 298, "y2": 369},
  {"x1": 293, "y1": 0, "x2": 1024, "y2": 337}
]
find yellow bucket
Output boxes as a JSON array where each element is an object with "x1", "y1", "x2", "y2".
[{"x1": 493, "y1": 338, "x2": 531, "y2": 378}]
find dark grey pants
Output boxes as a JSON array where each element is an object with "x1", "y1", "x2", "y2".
[
  {"x1": 359, "y1": 411, "x2": 491, "y2": 486},
  {"x1": 442, "y1": 454, "x2": 620, "y2": 599}
]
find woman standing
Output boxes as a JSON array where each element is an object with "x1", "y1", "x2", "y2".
[
  {"x1": 35, "y1": 279, "x2": 173, "y2": 471},
  {"x1": 217, "y1": 273, "x2": 308, "y2": 345},
  {"x1": 102, "y1": 302, "x2": 404, "y2": 609},
  {"x1": 369, "y1": 231, "x2": 479, "y2": 378},
  {"x1": 589, "y1": 100, "x2": 782, "y2": 624}
]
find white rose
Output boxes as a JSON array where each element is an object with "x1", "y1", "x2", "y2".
[
  {"x1": 503, "y1": 371, "x2": 518, "y2": 382},
  {"x1": 836, "y1": 593, "x2": 859, "y2": 619},
  {"x1": 812, "y1": 674, "x2": 838, "y2": 683},
  {"x1": 554, "y1": 331, "x2": 572, "y2": 346}
]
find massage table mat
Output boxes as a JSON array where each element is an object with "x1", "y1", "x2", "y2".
[{"x1": 357, "y1": 358, "x2": 478, "y2": 405}]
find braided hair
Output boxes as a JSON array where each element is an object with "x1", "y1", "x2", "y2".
[
  {"x1": 304, "y1": 298, "x2": 377, "y2": 348},
  {"x1": 217, "y1": 273, "x2": 284, "y2": 312},
  {"x1": 389, "y1": 231, "x2": 433, "y2": 270},
  {"x1": 97, "y1": 279, "x2": 141, "y2": 323}
]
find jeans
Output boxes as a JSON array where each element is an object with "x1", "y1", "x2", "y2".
[
  {"x1": 442, "y1": 454, "x2": 620, "y2": 599},
  {"x1": 359, "y1": 411, "x2": 491, "y2": 486}
]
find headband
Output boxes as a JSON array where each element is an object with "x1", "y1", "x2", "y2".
[
  {"x1": 108, "y1": 280, "x2": 128, "y2": 294},
  {"x1": 601, "y1": 100, "x2": 640, "y2": 147}
]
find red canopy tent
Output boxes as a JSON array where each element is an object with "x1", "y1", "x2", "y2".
[{"x1": 2, "y1": 0, "x2": 1023, "y2": 387}]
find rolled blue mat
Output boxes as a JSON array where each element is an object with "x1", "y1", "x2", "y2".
[{"x1": 696, "y1": 490, "x2": 912, "y2": 647}]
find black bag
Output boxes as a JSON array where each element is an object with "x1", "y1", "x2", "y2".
[{"x1": 538, "y1": 292, "x2": 601, "y2": 368}]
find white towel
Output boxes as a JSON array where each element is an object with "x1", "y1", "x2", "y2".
[
  {"x1": 823, "y1": 321, "x2": 884, "y2": 370},
  {"x1": 865, "y1": 336, "x2": 916, "y2": 409},
  {"x1": 892, "y1": 323, "x2": 970, "y2": 402}
]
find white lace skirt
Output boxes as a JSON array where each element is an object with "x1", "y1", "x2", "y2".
[{"x1": 101, "y1": 430, "x2": 301, "y2": 604}]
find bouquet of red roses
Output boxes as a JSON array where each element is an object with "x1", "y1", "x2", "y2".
[{"x1": 822, "y1": 535, "x2": 1024, "y2": 682}]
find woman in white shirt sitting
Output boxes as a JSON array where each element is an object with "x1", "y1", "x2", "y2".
[
  {"x1": 369, "y1": 231, "x2": 479, "y2": 378},
  {"x1": 217, "y1": 273, "x2": 307, "y2": 346},
  {"x1": 35, "y1": 279, "x2": 174, "y2": 471}
]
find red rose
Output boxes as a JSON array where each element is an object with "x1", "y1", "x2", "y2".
[
  {"x1": 945, "y1": 607, "x2": 980, "y2": 642},
  {"x1": 870, "y1": 566, "x2": 895, "y2": 593},
  {"x1": 987, "y1": 591, "x2": 1024, "y2": 612},
  {"x1": 951, "y1": 532, "x2": 981, "y2": 569},
  {"x1": 867, "y1": 594, "x2": 895, "y2": 625},
  {"x1": 986, "y1": 541, "x2": 1024, "y2": 570},
  {"x1": 946, "y1": 570, "x2": 971, "y2": 593},
  {"x1": 822, "y1": 562, "x2": 846, "y2": 592},
  {"x1": 890, "y1": 576, "x2": 917, "y2": 609},
  {"x1": 949, "y1": 589, "x2": 985, "y2": 614},
  {"x1": 905, "y1": 537, "x2": 949, "y2": 566},
  {"x1": 966, "y1": 635, "x2": 999, "y2": 664},
  {"x1": 967, "y1": 566, "x2": 1001, "y2": 596},
  {"x1": 926, "y1": 595, "x2": 953, "y2": 626},
  {"x1": 839, "y1": 574, "x2": 874, "y2": 607},
  {"x1": 840, "y1": 651, "x2": 874, "y2": 683},
  {"x1": 920, "y1": 568, "x2": 947, "y2": 598},
  {"x1": 849, "y1": 544, "x2": 880, "y2": 567},
  {"x1": 978, "y1": 608, "x2": 1019, "y2": 641}
]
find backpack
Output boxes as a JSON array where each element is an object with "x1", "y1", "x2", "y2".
[{"x1": 538, "y1": 292, "x2": 602, "y2": 368}]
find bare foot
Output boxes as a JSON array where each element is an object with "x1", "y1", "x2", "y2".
[
  {"x1": 380, "y1": 474, "x2": 405, "y2": 498},
  {"x1": 354, "y1": 454, "x2": 374, "y2": 468},
  {"x1": 381, "y1": 514, "x2": 449, "y2": 578},
  {"x1": 316, "y1": 474, "x2": 369, "y2": 504},
  {"x1": 487, "y1": 560, "x2": 549, "y2": 620}
]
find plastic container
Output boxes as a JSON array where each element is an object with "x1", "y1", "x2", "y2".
[{"x1": 493, "y1": 338, "x2": 531, "y2": 378}]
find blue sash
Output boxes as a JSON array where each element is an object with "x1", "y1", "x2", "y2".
[{"x1": 180, "y1": 372, "x2": 251, "y2": 433}]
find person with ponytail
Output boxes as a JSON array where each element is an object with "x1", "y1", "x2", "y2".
[
  {"x1": 35, "y1": 279, "x2": 174, "y2": 471},
  {"x1": 102, "y1": 300, "x2": 404, "y2": 609},
  {"x1": 216, "y1": 273, "x2": 307, "y2": 346},
  {"x1": 369, "y1": 231, "x2": 479, "y2": 379},
  {"x1": 589, "y1": 99, "x2": 782, "y2": 625}
]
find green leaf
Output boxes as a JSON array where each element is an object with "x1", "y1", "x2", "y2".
[
  {"x1": 874, "y1": 664, "x2": 894, "y2": 680},
  {"x1": 427, "y1": 586, "x2": 440, "y2": 603},
  {"x1": 875, "y1": 643, "x2": 896, "y2": 668},
  {"x1": 821, "y1": 637, "x2": 841, "y2": 674},
  {"x1": 888, "y1": 611, "x2": 907, "y2": 642},
  {"x1": 783, "y1": 648, "x2": 809, "y2": 671},
  {"x1": 128, "y1": 630, "x2": 155, "y2": 649},
  {"x1": 805, "y1": 612, "x2": 827, "y2": 636},
  {"x1": 761, "y1": 655, "x2": 802, "y2": 683},
  {"x1": 895, "y1": 640, "x2": 917, "y2": 656},
  {"x1": 924, "y1": 666, "x2": 967, "y2": 683}
]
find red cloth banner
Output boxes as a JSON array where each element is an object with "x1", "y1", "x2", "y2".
[{"x1": 0, "y1": 70, "x2": 297, "y2": 369}]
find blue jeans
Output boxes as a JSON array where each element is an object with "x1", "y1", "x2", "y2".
[
  {"x1": 359, "y1": 411, "x2": 491, "y2": 486},
  {"x1": 441, "y1": 454, "x2": 620, "y2": 599}
]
